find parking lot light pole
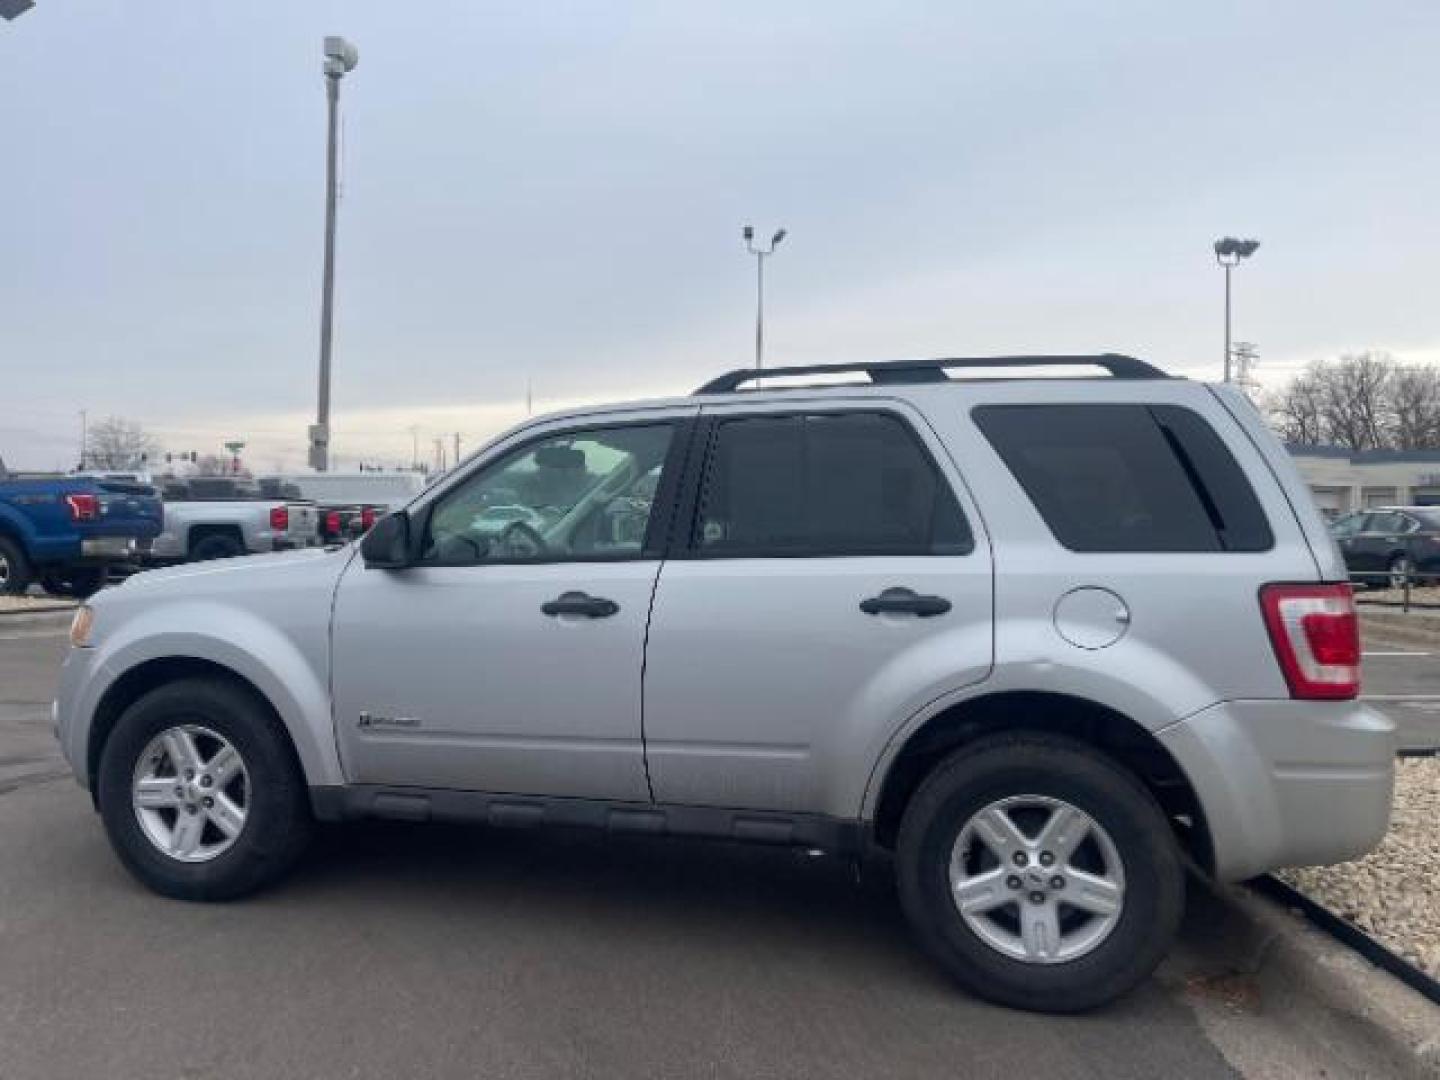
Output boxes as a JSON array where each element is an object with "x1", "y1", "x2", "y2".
[
  {"x1": 1213, "y1": 237, "x2": 1259, "y2": 383},
  {"x1": 742, "y1": 226, "x2": 787, "y2": 371},
  {"x1": 310, "y1": 36, "x2": 358, "y2": 472}
]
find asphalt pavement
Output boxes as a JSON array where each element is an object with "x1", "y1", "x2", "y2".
[{"x1": 0, "y1": 613, "x2": 1427, "y2": 1079}]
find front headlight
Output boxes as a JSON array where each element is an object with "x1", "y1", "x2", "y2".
[{"x1": 69, "y1": 605, "x2": 95, "y2": 648}]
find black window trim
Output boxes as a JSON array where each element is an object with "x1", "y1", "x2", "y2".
[
  {"x1": 412, "y1": 415, "x2": 699, "y2": 568},
  {"x1": 669, "y1": 406, "x2": 975, "y2": 561}
]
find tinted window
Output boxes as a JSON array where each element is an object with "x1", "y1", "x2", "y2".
[
  {"x1": 973, "y1": 403, "x2": 1273, "y2": 553},
  {"x1": 1411, "y1": 510, "x2": 1440, "y2": 530},
  {"x1": 423, "y1": 423, "x2": 675, "y2": 565},
  {"x1": 1329, "y1": 513, "x2": 1365, "y2": 538},
  {"x1": 693, "y1": 412, "x2": 971, "y2": 557},
  {"x1": 1367, "y1": 512, "x2": 1405, "y2": 534}
]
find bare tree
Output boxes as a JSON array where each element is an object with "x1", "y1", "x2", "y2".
[
  {"x1": 84, "y1": 416, "x2": 160, "y2": 470},
  {"x1": 1267, "y1": 368, "x2": 1325, "y2": 445},
  {"x1": 194, "y1": 454, "x2": 232, "y2": 477},
  {"x1": 1310, "y1": 353, "x2": 1392, "y2": 451},
  {"x1": 1268, "y1": 351, "x2": 1440, "y2": 451},
  {"x1": 1386, "y1": 364, "x2": 1440, "y2": 449}
]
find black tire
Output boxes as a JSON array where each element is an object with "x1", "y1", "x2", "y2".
[
  {"x1": 39, "y1": 567, "x2": 105, "y2": 599},
  {"x1": 96, "y1": 677, "x2": 313, "y2": 901},
  {"x1": 190, "y1": 532, "x2": 244, "y2": 562},
  {"x1": 896, "y1": 733, "x2": 1184, "y2": 1013},
  {"x1": 0, "y1": 534, "x2": 33, "y2": 595}
]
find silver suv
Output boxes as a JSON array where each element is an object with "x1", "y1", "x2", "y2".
[{"x1": 54, "y1": 355, "x2": 1394, "y2": 1012}]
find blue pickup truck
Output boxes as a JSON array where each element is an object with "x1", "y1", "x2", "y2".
[{"x1": 0, "y1": 464, "x2": 163, "y2": 597}]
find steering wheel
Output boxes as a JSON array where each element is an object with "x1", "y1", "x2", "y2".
[{"x1": 498, "y1": 521, "x2": 548, "y2": 559}]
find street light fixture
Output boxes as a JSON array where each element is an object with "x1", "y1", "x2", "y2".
[
  {"x1": 743, "y1": 225, "x2": 787, "y2": 371},
  {"x1": 310, "y1": 36, "x2": 359, "y2": 472},
  {"x1": 1213, "y1": 236, "x2": 1260, "y2": 383}
]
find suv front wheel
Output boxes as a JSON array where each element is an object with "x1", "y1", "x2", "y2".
[
  {"x1": 896, "y1": 732, "x2": 1184, "y2": 1012},
  {"x1": 97, "y1": 677, "x2": 314, "y2": 900}
]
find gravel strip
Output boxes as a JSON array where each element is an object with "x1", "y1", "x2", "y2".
[{"x1": 1279, "y1": 757, "x2": 1440, "y2": 980}]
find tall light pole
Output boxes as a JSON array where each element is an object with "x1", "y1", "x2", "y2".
[
  {"x1": 310, "y1": 36, "x2": 358, "y2": 472},
  {"x1": 1213, "y1": 237, "x2": 1259, "y2": 383},
  {"x1": 742, "y1": 226, "x2": 787, "y2": 371}
]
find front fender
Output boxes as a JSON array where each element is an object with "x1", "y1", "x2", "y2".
[{"x1": 83, "y1": 601, "x2": 342, "y2": 788}]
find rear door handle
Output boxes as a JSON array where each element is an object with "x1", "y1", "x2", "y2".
[
  {"x1": 859, "y1": 587, "x2": 951, "y2": 618},
  {"x1": 541, "y1": 591, "x2": 619, "y2": 618}
]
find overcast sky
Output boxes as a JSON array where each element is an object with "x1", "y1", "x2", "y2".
[{"x1": 4, "y1": 1, "x2": 1438, "y2": 471}]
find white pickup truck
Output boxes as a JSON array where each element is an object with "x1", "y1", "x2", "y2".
[{"x1": 148, "y1": 477, "x2": 321, "y2": 562}]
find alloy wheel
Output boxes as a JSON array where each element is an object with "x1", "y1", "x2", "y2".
[
  {"x1": 131, "y1": 724, "x2": 250, "y2": 863},
  {"x1": 949, "y1": 794, "x2": 1126, "y2": 964}
]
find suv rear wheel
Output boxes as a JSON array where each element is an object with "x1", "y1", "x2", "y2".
[
  {"x1": 896, "y1": 732, "x2": 1184, "y2": 1012},
  {"x1": 96, "y1": 677, "x2": 313, "y2": 900}
]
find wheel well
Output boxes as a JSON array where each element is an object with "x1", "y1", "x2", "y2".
[
  {"x1": 86, "y1": 657, "x2": 290, "y2": 796},
  {"x1": 870, "y1": 691, "x2": 1214, "y2": 874},
  {"x1": 186, "y1": 524, "x2": 244, "y2": 556}
]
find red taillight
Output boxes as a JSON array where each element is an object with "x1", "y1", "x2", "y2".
[
  {"x1": 360, "y1": 507, "x2": 376, "y2": 531},
  {"x1": 1259, "y1": 583, "x2": 1360, "y2": 700},
  {"x1": 325, "y1": 511, "x2": 341, "y2": 535},
  {"x1": 65, "y1": 493, "x2": 99, "y2": 521},
  {"x1": 269, "y1": 506, "x2": 289, "y2": 531}
]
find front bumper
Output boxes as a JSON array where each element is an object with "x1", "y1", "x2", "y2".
[
  {"x1": 1159, "y1": 699, "x2": 1395, "y2": 882},
  {"x1": 53, "y1": 642, "x2": 103, "y2": 788}
]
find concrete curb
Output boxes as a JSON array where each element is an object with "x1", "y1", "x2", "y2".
[
  {"x1": 1206, "y1": 878, "x2": 1440, "y2": 1077},
  {"x1": 0, "y1": 602, "x2": 77, "y2": 617}
]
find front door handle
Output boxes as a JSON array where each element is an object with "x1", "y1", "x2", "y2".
[
  {"x1": 541, "y1": 591, "x2": 619, "y2": 618},
  {"x1": 860, "y1": 587, "x2": 951, "y2": 618}
]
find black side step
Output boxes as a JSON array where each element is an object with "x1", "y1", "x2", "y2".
[{"x1": 312, "y1": 785, "x2": 864, "y2": 856}]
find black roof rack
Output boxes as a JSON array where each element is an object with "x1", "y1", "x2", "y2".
[{"x1": 694, "y1": 354, "x2": 1169, "y2": 395}]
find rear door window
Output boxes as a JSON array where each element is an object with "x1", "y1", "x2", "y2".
[
  {"x1": 692, "y1": 412, "x2": 971, "y2": 557},
  {"x1": 972, "y1": 403, "x2": 1273, "y2": 553}
]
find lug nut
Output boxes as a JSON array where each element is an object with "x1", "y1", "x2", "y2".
[
  {"x1": 1006, "y1": 875, "x2": 1022, "y2": 890},
  {"x1": 1039, "y1": 851, "x2": 1054, "y2": 867},
  {"x1": 1050, "y1": 875, "x2": 1065, "y2": 890},
  {"x1": 1012, "y1": 852, "x2": 1027, "y2": 867},
  {"x1": 200, "y1": 776, "x2": 213, "y2": 788},
  {"x1": 202, "y1": 796, "x2": 214, "y2": 809},
  {"x1": 1029, "y1": 892, "x2": 1046, "y2": 905},
  {"x1": 184, "y1": 769, "x2": 195, "y2": 781}
]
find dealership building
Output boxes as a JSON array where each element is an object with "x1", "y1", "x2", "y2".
[{"x1": 1288, "y1": 445, "x2": 1440, "y2": 516}]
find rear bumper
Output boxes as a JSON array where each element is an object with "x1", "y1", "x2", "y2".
[{"x1": 1160, "y1": 699, "x2": 1395, "y2": 882}]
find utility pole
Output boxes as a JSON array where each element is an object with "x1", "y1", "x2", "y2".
[
  {"x1": 310, "y1": 36, "x2": 358, "y2": 472},
  {"x1": 1231, "y1": 342, "x2": 1260, "y2": 399},
  {"x1": 78, "y1": 410, "x2": 87, "y2": 470},
  {"x1": 741, "y1": 226, "x2": 787, "y2": 370},
  {"x1": 407, "y1": 425, "x2": 420, "y2": 470},
  {"x1": 452, "y1": 432, "x2": 462, "y2": 465}
]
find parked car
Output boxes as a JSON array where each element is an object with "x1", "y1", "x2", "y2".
[
  {"x1": 148, "y1": 477, "x2": 321, "y2": 562},
  {"x1": 316, "y1": 504, "x2": 382, "y2": 545},
  {"x1": 0, "y1": 459, "x2": 162, "y2": 596},
  {"x1": 55, "y1": 355, "x2": 1392, "y2": 1013},
  {"x1": 1329, "y1": 506, "x2": 1440, "y2": 588}
]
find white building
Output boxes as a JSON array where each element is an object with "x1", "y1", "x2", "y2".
[{"x1": 1288, "y1": 445, "x2": 1440, "y2": 517}]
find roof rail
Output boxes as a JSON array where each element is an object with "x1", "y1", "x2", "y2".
[{"x1": 694, "y1": 354, "x2": 1169, "y2": 395}]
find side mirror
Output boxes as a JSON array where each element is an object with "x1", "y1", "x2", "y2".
[{"x1": 361, "y1": 511, "x2": 412, "y2": 569}]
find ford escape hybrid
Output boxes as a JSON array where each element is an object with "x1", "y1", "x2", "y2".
[{"x1": 54, "y1": 355, "x2": 1394, "y2": 1013}]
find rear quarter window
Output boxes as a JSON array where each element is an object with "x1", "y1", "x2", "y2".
[{"x1": 972, "y1": 403, "x2": 1273, "y2": 553}]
